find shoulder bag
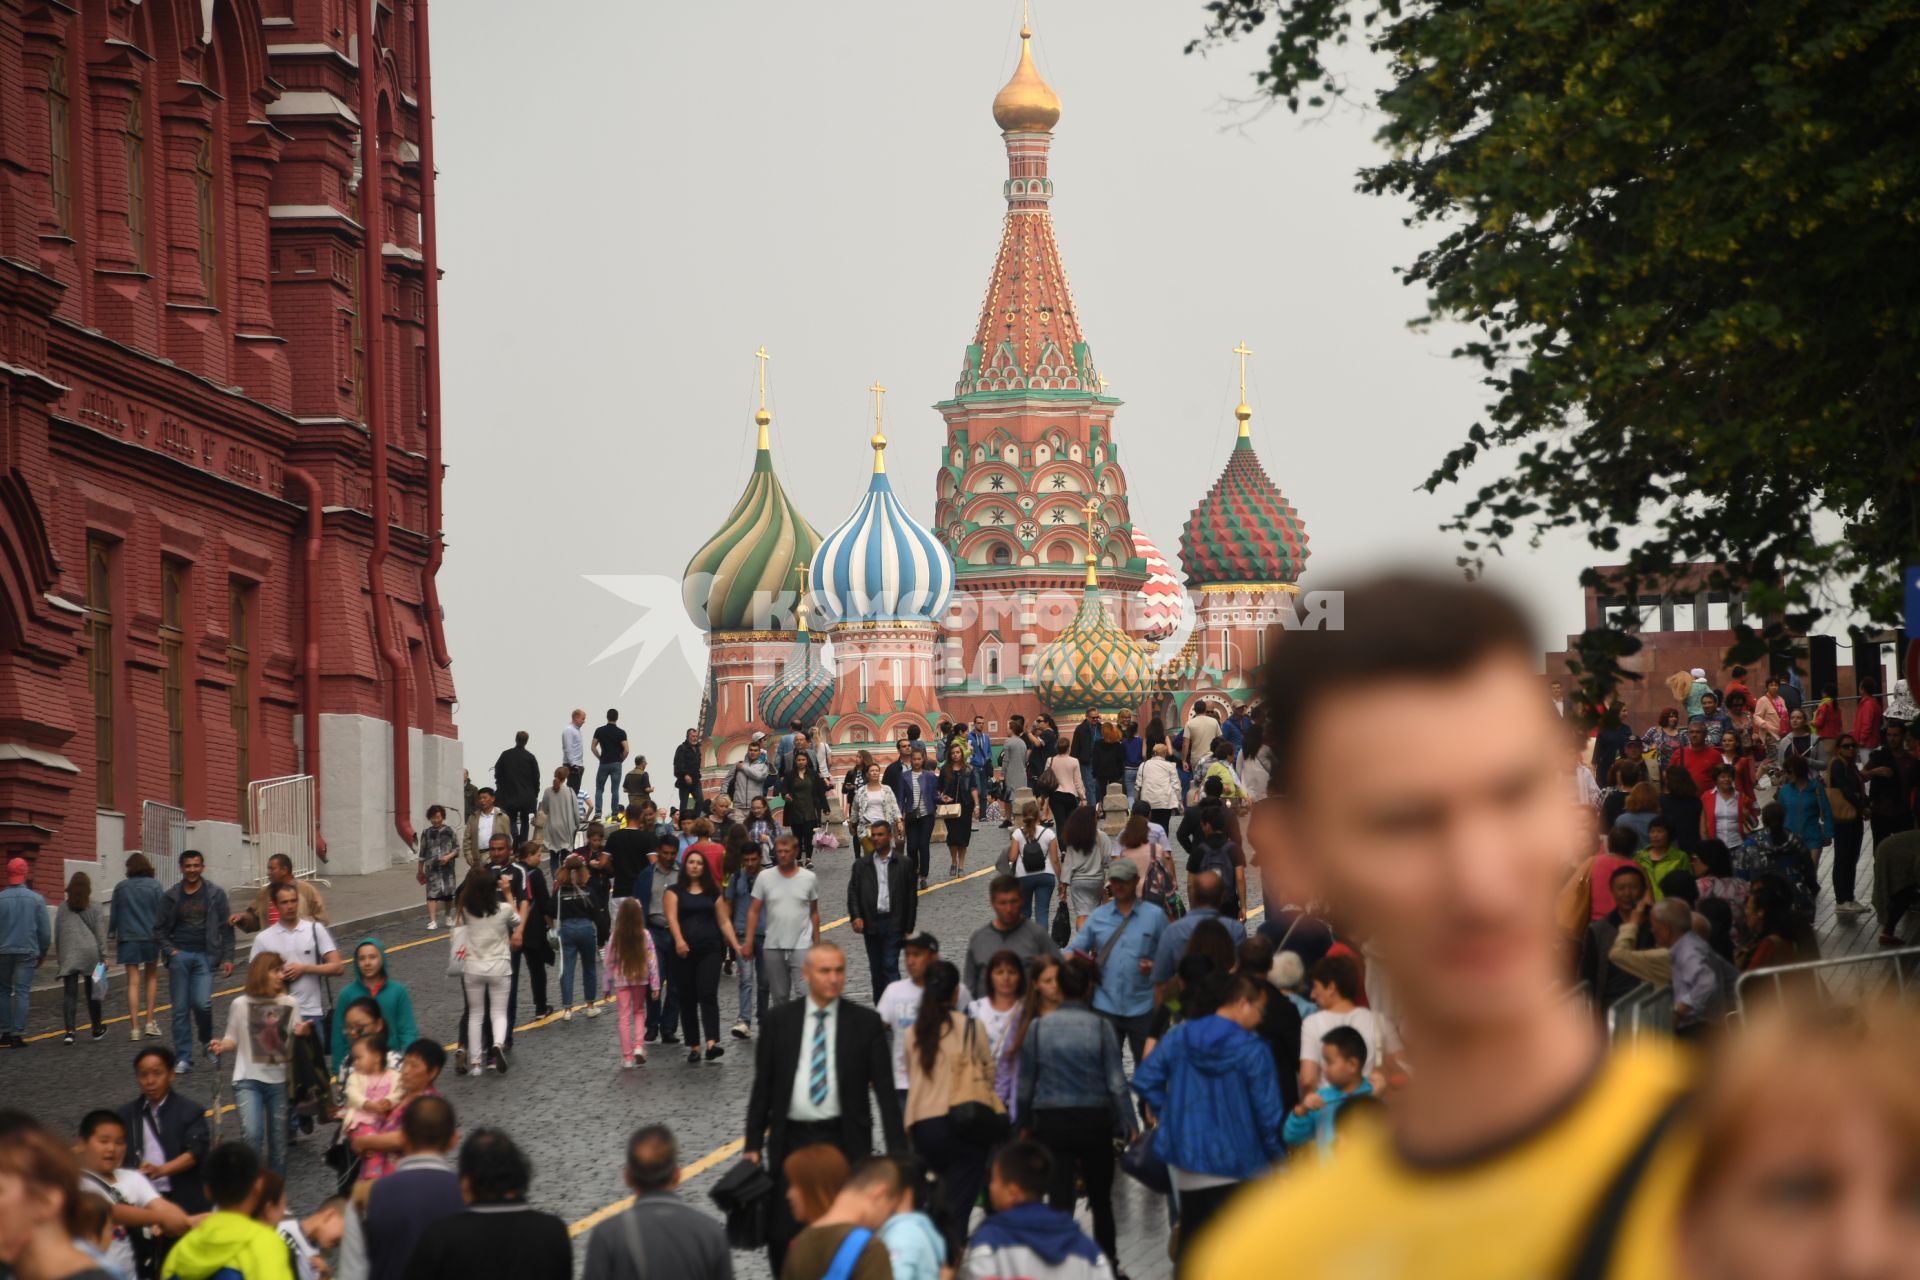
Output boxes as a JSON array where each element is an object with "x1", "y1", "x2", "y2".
[
  {"x1": 945, "y1": 1017, "x2": 1010, "y2": 1146},
  {"x1": 446, "y1": 920, "x2": 470, "y2": 978},
  {"x1": 1824, "y1": 763, "x2": 1858, "y2": 822},
  {"x1": 823, "y1": 1227, "x2": 875, "y2": 1280}
]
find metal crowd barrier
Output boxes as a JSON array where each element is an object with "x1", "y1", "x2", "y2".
[
  {"x1": 1605, "y1": 981, "x2": 1675, "y2": 1043},
  {"x1": 247, "y1": 774, "x2": 327, "y2": 887},
  {"x1": 138, "y1": 800, "x2": 186, "y2": 890},
  {"x1": 1733, "y1": 944, "x2": 1920, "y2": 1017}
]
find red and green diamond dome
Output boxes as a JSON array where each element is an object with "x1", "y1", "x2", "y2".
[{"x1": 1178, "y1": 404, "x2": 1310, "y2": 588}]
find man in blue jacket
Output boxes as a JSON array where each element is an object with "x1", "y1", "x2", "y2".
[
  {"x1": 1066, "y1": 860, "x2": 1166, "y2": 1067},
  {"x1": 1130, "y1": 971, "x2": 1286, "y2": 1266},
  {"x1": 0, "y1": 857, "x2": 52, "y2": 1046}
]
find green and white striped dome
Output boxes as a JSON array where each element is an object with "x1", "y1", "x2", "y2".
[{"x1": 682, "y1": 415, "x2": 821, "y2": 634}]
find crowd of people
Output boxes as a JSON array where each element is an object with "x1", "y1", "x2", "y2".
[{"x1": 5, "y1": 577, "x2": 1919, "y2": 1280}]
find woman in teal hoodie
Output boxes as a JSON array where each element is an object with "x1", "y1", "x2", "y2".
[{"x1": 329, "y1": 938, "x2": 418, "y2": 1072}]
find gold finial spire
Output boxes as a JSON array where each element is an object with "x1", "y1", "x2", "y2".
[
  {"x1": 869, "y1": 380, "x2": 888, "y2": 474},
  {"x1": 1232, "y1": 340, "x2": 1253, "y2": 437},
  {"x1": 794, "y1": 563, "x2": 811, "y2": 634},
  {"x1": 1082, "y1": 496, "x2": 1100, "y2": 588},
  {"x1": 753, "y1": 345, "x2": 772, "y2": 448},
  {"x1": 993, "y1": 1, "x2": 1061, "y2": 133}
]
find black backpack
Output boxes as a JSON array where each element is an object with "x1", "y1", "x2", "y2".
[{"x1": 1020, "y1": 832, "x2": 1047, "y2": 873}]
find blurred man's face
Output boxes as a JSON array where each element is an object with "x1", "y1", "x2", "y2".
[
  {"x1": 1690, "y1": 726, "x2": 1707, "y2": 747},
  {"x1": 81, "y1": 1123, "x2": 127, "y2": 1173},
  {"x1": 1323, "y1": 1045, "x2": 1365, "y2": 1091},
  {"x1": 1252, "y1": 652, "x2": 1584, "y2": 1033},
  {"x1": 1612, "y1": 873, "x2": 1645, "y2": 915},
  {"x1": 804, "y1": 947, "x2": 846, "y2": 1004},
  {"x1": 136, "y1": 1056, "x2": 172, "y2": 1103}
]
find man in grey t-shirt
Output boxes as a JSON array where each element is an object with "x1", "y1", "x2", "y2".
[
  {"x1": 744, "y1": 834, "x2": 820, "y2": 1005},
  {"x1": 963, "y1": 874, "x2": 1059, "y2": 995},
  {"x1": 583, "y1": 1125, "x2": 732, "y2": 1280}
]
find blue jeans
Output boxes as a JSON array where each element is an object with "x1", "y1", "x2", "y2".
[
  {"x1": 1124, "y1": 767, "x2": 1139, "y2": 807},
  {"x1": 167, "y1": 951, "x2": 214, "y2": 1067},
  {"x1": 560, "y1": 918, "x2": 599, "y2": 1007},
  {"x1": 595, "y1": 760, "x2": 623, "y2": 819},
  {"x1": 1081, "y1": 764, "x2": 1098, "y2": 806},
  {"x1": 0, "y1": 954, "x2": 34, "y2": 1037},
  {"x1": 1020, "y1": 873, "x2": 1056, "y2": 924},
  {"x1": 974, "y1": 765, "x2": 992, "y2": 807},
  {"x1": 234, "y1": 1079, "x2": 289, "y2": 1175},
  {"x1": 862, "y1": 918, "x2": 903, "y2": 996},
  {"x1": 646, "y1": 923, "x2": 681, "y2": 1039},
  {"x1": 736, "y1": 941, "x2": 769, "y2": 1028}
]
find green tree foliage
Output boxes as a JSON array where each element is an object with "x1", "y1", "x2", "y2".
[{"x1": 1192, "y1": 0, "x2": 1920, "y2": 710}]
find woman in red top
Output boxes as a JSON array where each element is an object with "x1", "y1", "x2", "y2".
[
  {"x1": 1737, "y1": 876, "x2": 1814, "y2": 972},
  {"x1": 1854, "y1": 679, "x2": 1885, "y2": 751}
]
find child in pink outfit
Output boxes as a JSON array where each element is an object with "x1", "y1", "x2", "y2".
[
  {"x1": 340, "y1": 1036, "x2": 399, "y2": 1133},
  {"x1": 602, "y1": 899, "x2": 660, "y2": 1067}
]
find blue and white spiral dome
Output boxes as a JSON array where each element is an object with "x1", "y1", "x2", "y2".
[{"x1": 810, "y1": 431, "x2": 955, "y2": 626}]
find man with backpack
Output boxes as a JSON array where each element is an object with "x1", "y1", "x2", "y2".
[
  {"x1": 1187, "y1": 804, "x2": 1247, "y2": 921},
  {"x1": 964, "y1": 876, "x2": 1060, "y2": 996},
  {"x1": 1148, "y1": 871, "x2": 1244, "y2": 996}
]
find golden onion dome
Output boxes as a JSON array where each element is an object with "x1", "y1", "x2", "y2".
[{"x1": 992, "y1": 24, "x2": 1060, "y2": 133}]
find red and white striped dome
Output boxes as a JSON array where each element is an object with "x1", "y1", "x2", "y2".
[{"x1": 1130, "y1": 526, "x2": 1186, "y2": 641}]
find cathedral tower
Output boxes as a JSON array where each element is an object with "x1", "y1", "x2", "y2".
[{"x1": 931, "y1": 19, "x2": 1146, "y2": 729}]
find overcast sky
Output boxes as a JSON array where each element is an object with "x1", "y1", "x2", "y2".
[{"x1": 430, "y1": 1, "x2": 1614, "y2": 770}]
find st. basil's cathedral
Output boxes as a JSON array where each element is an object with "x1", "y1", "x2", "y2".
[{"x1": 682, "y1": 20, "x2": 1311, "y2": 782}]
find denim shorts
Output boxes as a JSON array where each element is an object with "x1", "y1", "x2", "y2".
[{"x1": 117, "y1": 940, "x2": 158, "y2": 965}]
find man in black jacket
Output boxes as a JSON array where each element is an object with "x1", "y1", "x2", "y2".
[
  {"x1": 493, "y1": 730, "x2": 541, "y2": 845},
  {"x1": 673, "y1": 729, "x2": 704, "y2": 820},
  {"x1": 845, "y1": 821, "x2": 917, "y2": 994},
  {"x1": 742, "y1": 942, "x2": 904, "y2": 1272},
  {"x1": 119, "y1": 1045, "x2": 210, "y2": 1213}
]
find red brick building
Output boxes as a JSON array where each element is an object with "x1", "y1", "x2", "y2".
[{"x1": 0, "y1": 0, "x2": 460, "y2": 899}]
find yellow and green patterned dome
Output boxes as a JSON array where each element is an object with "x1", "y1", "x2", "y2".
[
  {"x1": 1033, "y1": 555, "x2": 1153, "y2": 719},
  {"x1": 682, "y1": 405, "x2": 821, "y2": 634}
]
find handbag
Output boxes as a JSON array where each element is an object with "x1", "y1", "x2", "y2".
[
  {"x1": 710, "y1": 1158, "x2": 775, "y2": 1250},
  {"x1": 945, "y1": 1018, "x2": 1010, "y2": 1145},
  {"x1": 1824, "y1": 766, "x2": 1858, "y2": 822},
  {"x1": 446, "y1": 922, "x2": 470, "y2": 977},
  {"x1": 935, "y1": 802, "x2": 962, "y2": 818},
  {"x1": 1050, "y1": 899, "x2": 1071, "y2": 948},
  {"x1": 1120, "y1": 1127, "x2": 1172, "y2": 1194}
]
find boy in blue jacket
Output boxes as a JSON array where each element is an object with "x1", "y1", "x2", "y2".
[
  {"x1": 1285, "y1": 1024, "x2": 1374, "y2": 1154},
  {"x1": 1129, "y1": 972, "x2": 1286, "y2": 1263}
]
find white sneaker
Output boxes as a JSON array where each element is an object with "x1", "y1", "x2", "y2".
[
  {"x1": 144, "y1": 1020, "x2": 161, "y2": 1038},
  {"x1": 561, "y1": 1008, "x2": 573, "y2": 1022},
  {"x1": 468, "y1": 1065, "x2": 484, "y2": 1077},
  {"x1": 426, "y1": 919, "x2": 438, "y2": 931},
  {"x1": 586, "y1": 1004, "x2": 602, "y2": 1019},
  {"x1": 731, "y1": 1020, "x2": 751, "y2": 1040},
  {"x1": 635, "y1": 1047, "x2": 647, "y2": 1065},
  {"x1": 1837, "y1": 900, "x2": 1870, "y2": 916},
  {"x1": 130, "y1": 1025, "x2": 141, "y2": 1042}
]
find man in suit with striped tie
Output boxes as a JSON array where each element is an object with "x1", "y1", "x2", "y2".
[{"x1": 743, "y1": 940, "x2": 904, "y2": 1272}]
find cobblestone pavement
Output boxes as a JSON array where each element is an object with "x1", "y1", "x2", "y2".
[{"x1": 2, "y1": 826, "x2": 1266, "y2": 1279}]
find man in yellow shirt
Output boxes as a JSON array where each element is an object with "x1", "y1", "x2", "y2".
[{"x1": 1193, "y1": 573, "x2": 1694, "y2": 1279}]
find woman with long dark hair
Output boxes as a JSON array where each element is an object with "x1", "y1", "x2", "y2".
[
  {"x1": 455, "y1": 868, "x2": 518, "y2": 1076},
  {"x1": 1015, "y1": 955, "x2": 1134, "y2": 1267},
  {"x1": 783, "y1": 748, "x2": 828, "y2": 868},
  {"x1": 1002, "y1": 955, "x2": 1061, "y2": 1122},
  {"x1": 1659, "y1": 763, "x2": 1705, "y2": 856},
  {"x1": 906, "y1": 960, "x2": 996, "y2": 1259},
  {"x1": 938, "y1": 739, "x2": 978, "y2": 880},
  {"x1": 1043, "y1": 739, "x2": 1082, "y2": 830},
  {"x1": 54, "y1": 873, "x2": 105, "y2": 1044},
  {"x1": 1738, "y1": 875, "x2": 1817, "y2": 973},
  {"x1": 665, "y1": 848, "x2": 726, "y2": 1063},
  {"x1": 968, "y1": 949, "x2": 1029, "y2": 1115},
  {"x1": 1058, "y1": 805, "x2": 1110, "y2": 931},
  {"x1": 1825, "y1": 736, "x2": 1868, "y2": 922}
]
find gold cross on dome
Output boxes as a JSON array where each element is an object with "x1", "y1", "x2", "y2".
[
  {"x1": 869, "y1": 380, "x2": 887, "y2": 431},
  {"x1": 1233, "y1": 340, "x2": 1253, "y2": 399},
  {"x1": 754, "y1": 346, "x2": 770, "y2": 408}
]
